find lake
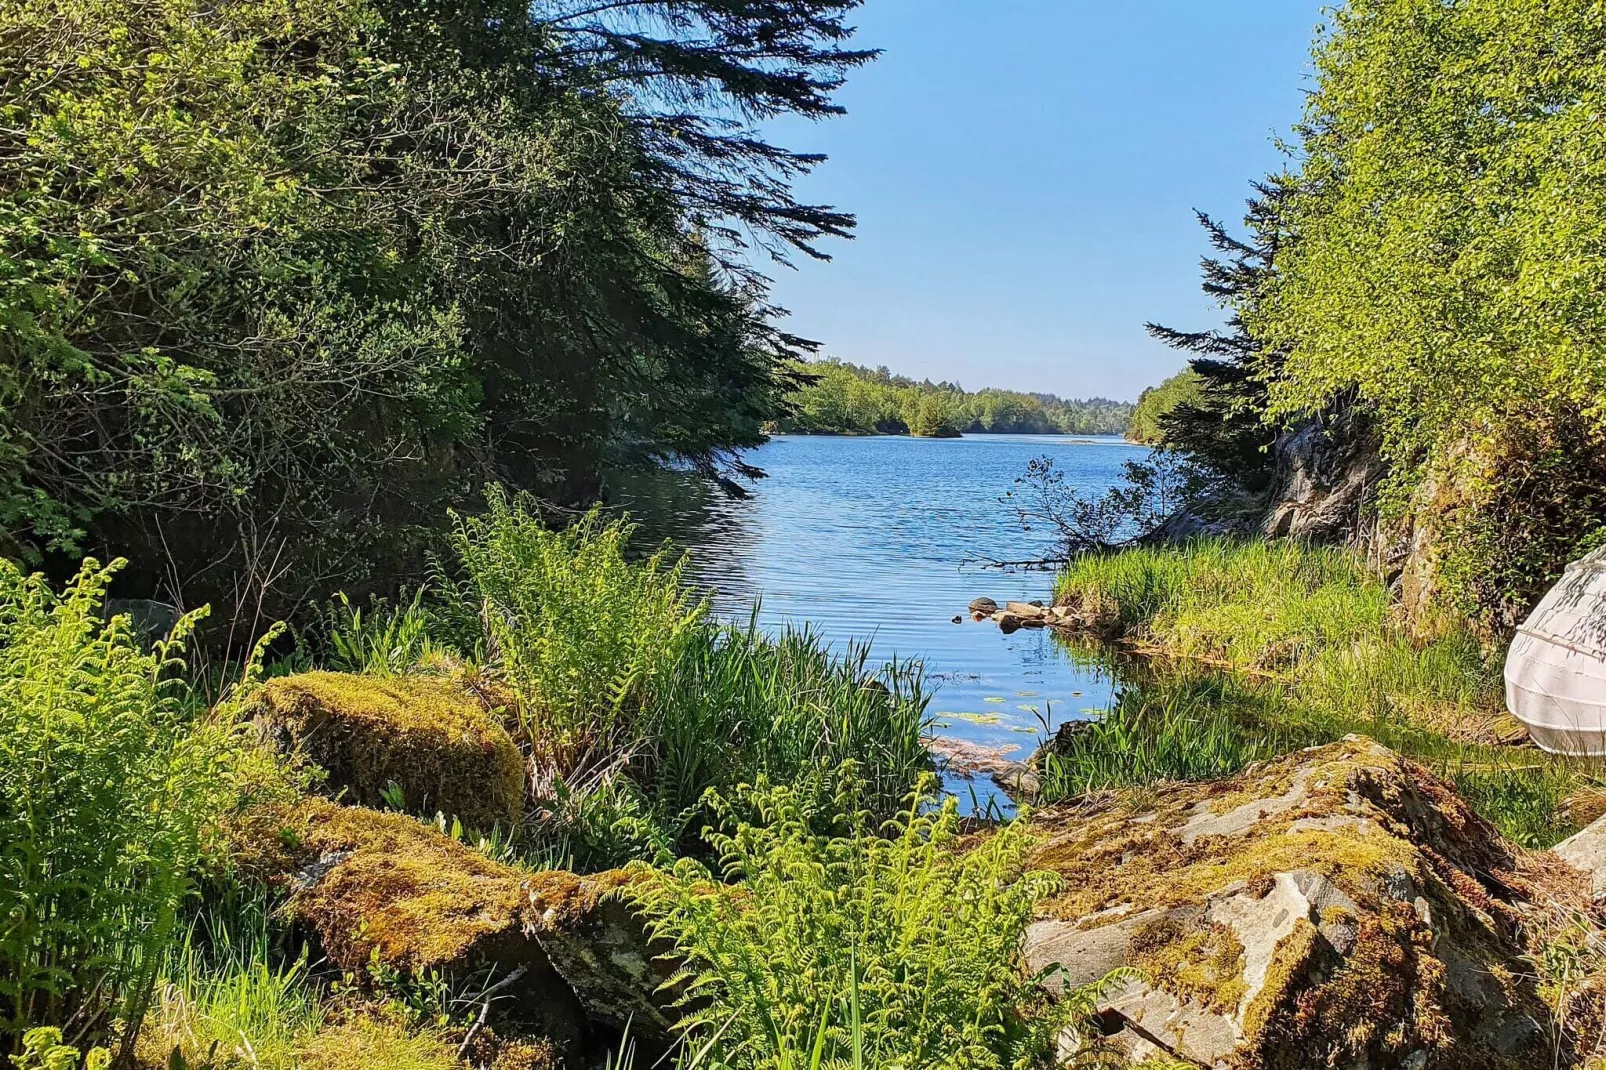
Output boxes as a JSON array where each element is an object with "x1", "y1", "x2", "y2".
[{"x1": 612, "y1": 433, "x2": 1150, "y2": 810}]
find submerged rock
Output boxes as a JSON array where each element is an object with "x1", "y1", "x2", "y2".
[
  {"x1": 928, "y1": 737, "x2": 1039, "y2": 800},
  {"x1": 1022, "y1": 737, "x2": 1591, "y2": 1069},
  {"x1": 249, "y1": 671, "x2": 525, "y2": 832}
]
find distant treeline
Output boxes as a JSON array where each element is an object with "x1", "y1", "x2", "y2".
[{"x1": 778, "y1": 360, "x2": 1132, "y2": 437}]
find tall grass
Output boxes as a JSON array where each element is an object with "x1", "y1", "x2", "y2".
[
  {"x1": 0, "y1": 559, "x2": 240, "y2": 1051},
  {"x1": 520, "y1": 621, "x2": 933, "y2": 871},
  {"x1": 1047, "y1": 540, "x2": 1605, "y2": 846},
  {"x1": 645, "y1": 618, "x2": 932, "y2": 829},
  {"x1": 1055, "y1": 539, "x2": 1392, "y2": 668},
  {"x1": 1037, "y1": 671, "x2": 1327, "y2": 799}
]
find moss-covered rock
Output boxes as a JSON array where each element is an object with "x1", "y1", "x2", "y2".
[
  {"x1": 232, "y1": 797, "x2": 678, "y2": 1055},
  {"x1": 250, "y1": 671, "x2": 525, "y2": 832},
  {"x1": 1022, "y1": 737, "x2": 1592, "y2": 1069}
]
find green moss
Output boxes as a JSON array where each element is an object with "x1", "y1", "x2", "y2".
[
  {"x1": 251, "y1": 672, "x2": 525, "y2": 833},
  {"x1": 1028, "y1": 738, "x2": 1576, "y2": 1069},
  {"x1": 259, "y1": 797, "x2": 531, "y2": 973},
  {"x1": 1128, "y1": 915, "x2": 1246, "y2": 1013},
  {"x1": 229, "y1": 796, "x2": 631, "y2": 981}
]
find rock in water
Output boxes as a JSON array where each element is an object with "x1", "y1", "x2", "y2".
[
  {"x1": 1021, "y1": 737, "x2": 1590, "y2": 1069},
  {"x1": 248, "y1": 671, "x2": 525, "y2": 832},
  {"x1": 969, "y1": 597, "x2": 1000, "y2": 614}
]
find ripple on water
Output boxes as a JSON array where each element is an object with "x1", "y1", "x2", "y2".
[{"x1": 612, "y1": 433, "x2": 1147, "y2": 813}]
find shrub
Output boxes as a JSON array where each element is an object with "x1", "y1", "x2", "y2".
[
  {"x1": 629, "y1": 771, "x2": 1115, "y2": 1070},
  {"x1": 0, "y1": 559, "x2": 238, "y2": 1047},
  {"x1": 452, "y1": 488, "x2": 705, "y2": 771}
]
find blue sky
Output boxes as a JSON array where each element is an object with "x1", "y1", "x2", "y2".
[{"x1": 761, "y1": 1, "x2": 1323, "y2": 402}]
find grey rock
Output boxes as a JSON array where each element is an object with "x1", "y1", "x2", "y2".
[{"x1": 1552, "y1": 811, "x2": 1606, "y2": 899}]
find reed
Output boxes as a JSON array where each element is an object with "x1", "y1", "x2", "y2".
[{"x1": 1048, "y1": 540, "x2": 1602, "y2": 846}]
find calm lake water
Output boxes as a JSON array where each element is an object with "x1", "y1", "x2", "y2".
[{"x1": 613, "y1": 433, "x2": 1149, "y2": 810}]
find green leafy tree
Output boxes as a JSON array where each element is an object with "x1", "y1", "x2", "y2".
[
  {"x1": 1248, "y1": 0, "x2": 1606, "y2": 622},
  {"x1": 0, "y1": 0, "x2": 869, "y2": 627}
]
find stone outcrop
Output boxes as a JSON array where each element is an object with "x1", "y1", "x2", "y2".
[
  {"x1": 1021, "y1": 737, "x2": 1592, "y2": 1069},
  {"x1": 1142, "y1": 402, "x2": 1386, "y2": 551},
  {"x1": 1259, "y1": 405, "x2": 1385, "y2": 545},
  {"x1": 249, "y1": 671, "x2": 526, "y2": 832},
  {"x1": 1554, "y1": 812, "x2": 1606, "y2": 901},
  {"x1": 232, "y1": 797, "x2": 678, "y2": 1057}
]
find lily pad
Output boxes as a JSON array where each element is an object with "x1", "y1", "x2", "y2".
[{"x1": 948, "y1": 712, "x2": 1003, "y2": 725}]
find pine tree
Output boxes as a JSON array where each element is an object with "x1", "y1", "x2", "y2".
[{"x1": 1142, "y1": 179, "x2": 1292, "y2": 490}]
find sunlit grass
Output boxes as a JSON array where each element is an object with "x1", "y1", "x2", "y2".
[{"x1": 1048, "y1": 540, "x2": 1605, "y2": 847}]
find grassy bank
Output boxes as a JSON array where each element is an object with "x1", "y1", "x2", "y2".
[
  {"x1": 1048, "y1": 539, "x2": 1605, "y2": 847},
  {"x1": 2, "y1": 490, "x2": 1134, "y2": 1069}
]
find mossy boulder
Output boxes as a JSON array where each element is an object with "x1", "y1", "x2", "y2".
[
  {"x1": 232, "y1": 797, "x2": 679, "y2": 1054},
  {"x1": 1022, "y1": 737, "x2": 1592, "y2": 1069},
  {"x1": 250, "y1": 671, "x2": 525, "y2": 832}
]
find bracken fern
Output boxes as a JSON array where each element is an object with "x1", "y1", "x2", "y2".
[{"x1": 628, "y1": 769, "x2": 1121, "y2": 1070}]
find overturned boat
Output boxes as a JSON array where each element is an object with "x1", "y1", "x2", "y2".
[{"x1": 1505, "y1": 545, "x2": 1606, "y2": 756}]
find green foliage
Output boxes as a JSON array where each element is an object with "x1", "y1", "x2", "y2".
[
  {"x1": 1049, "y1": 540, "x2": 1606, "y2": 846},
  {"x1": 628, "y1": 772, "x2": 1116, "y2": 1070},
  {"x1": 453, "y1": 488, "x2": 706, "y2": 766},
  {"x1": 0, "y1": 559, "x2": 238, "y2": 1044},
  {"x1": 322, "y1": 590, "x2": 458, "y2": 678},
  {"x1": 1126, "y1": 370, "x2": 1206, "y2": 446},
  {"x1": 1259, "y1": 0, "x2": 1606, "y2": 451},
  {"x1": 0, "y1": 0, "x2": 868, "y2": 625},
  {"x1": 1247, "y1": 0, "x2": 1606, "y2": 617},
  {"x1": 9, "y1": 1029, "x2": 108, "y2": 1070},
  {"x1": 780, "y1": 360, "x2": 1132, "y2": 437}
]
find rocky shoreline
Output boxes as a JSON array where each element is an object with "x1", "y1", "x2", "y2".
[{"x1": 245, "y1": 671, "x2": 1606, "y2": 1068}]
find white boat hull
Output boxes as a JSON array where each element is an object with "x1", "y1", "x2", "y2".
[{"x1": 1504, "y1": 549, "x2": 1606, "y2": 756}]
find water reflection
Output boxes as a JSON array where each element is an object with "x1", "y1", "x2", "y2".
[{"x1": 608, "y1": 433, "x2": 1149, "y2": 811}]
